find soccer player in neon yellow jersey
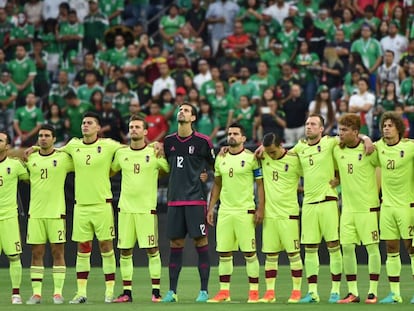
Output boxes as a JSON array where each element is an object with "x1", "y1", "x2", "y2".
[
  {"x1": 111, "y1": 115, "x2": 169, "y2": 303},
  {"x1": 375, "y1": 112, "x2": 414, "y2": 304},
  {"x1": 259, "y1": 132, "x2": 303, "y2": 303},
  {"x1": 0, "y1": 131, "x2": 29, "y2": 304},
  {"x1": 26, "y1": 124, "x2": 73, "y2": 305},
  {"x1": 60, "y1": 112, "x2": 123, "y2": 304},
  {"x1": 293, "y1": 114, "x2": 373, "y2": 304},
  {"x1": 333, "y1": 114, "x2": 381, "y2": 304},
  {"x1": 207, "y1": 123, "x2": 264, "y2": 303}
]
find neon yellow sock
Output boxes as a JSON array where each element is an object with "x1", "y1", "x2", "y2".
[
  {"x1": 102, "y1": 250, "x2": 115, "y2": 297},
  {"x1": 289, "y1": 253, "x2": 303, "y2": 291},
  {"x1": 148, "y1": 251, "x2": 161, "y2": 290},
  {"x1": 52, "y1": 266, "x2": 66, "y2": 296},
  {"x1": 245, "y1": 254, "x2": 259, "y2": 291},
  {"x1": 9, "y1": 255, "x2": 22, "y2": 292},
  {"x1": 76, "y1": 252, "x2": 91, "y2": 297},
  {"x1": 366, "y1": 244, "x2": 380, "y2": 295},
  {"x1": 30, "y1": 266, "x2": 44, "y2": 296},
  {"x1": 264, "y1": 254, "x2": 278, "y2": 291},
  {"x1": 386, "y1": 253, "x2": 401, "y2": 296},
  {"x1": 305, "y1": 247, "x2": 319, "y2": 294},
  {"x1": 218, "y1": 256, "x2": 233, "y2": 291},
  {"x1": 328, "y1": 245, "x2": 342, "y2": 294}
]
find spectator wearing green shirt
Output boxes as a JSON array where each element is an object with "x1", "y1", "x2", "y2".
[
  {"x1": 113, "y1": 77, "x2": 139, "y2": 119},
  {"x1": 351, "y1": 23, "x2": 383, "y2": 89},
  {"x1": 63, "y1": 90, "x2": 94, "y2": 138},
  {"x1": 49, "y1": 71, "x2": 77, "y2": 112},
  {"x1": 233, "y1": 95, "x2": 257, "y2": 141},
  {"x1": 0, "y1": 70, "x2": 17, "y2": 139},
  {"x1": 159, "y1": 4, "x2": 186, "y2": 51},
  {"x1": 249, "y1": 61, "x2": 276, "y2": 95},
  {"x1": 209, "y1": 80, "x2": 235, "y2": 131},
  {"x1": 261, "y1": 41, "x2": 290, "y2": 83},
  {"x1": 0, "y1": 8, "x2": 13, "y2": 57},
  {"x1": 8, "y1": 45, "x2": 37, "y2": 108},
  {"x1": 28, "y1": 39, "x2": 49, "y2": 102},
  {"x1": 277, "y1": 17, "x2": 298, "y2": 61},
  {"x1": 8, "y1": 12, "x2": 35, "y2": 54},
  {"x1": 58, "y1": 9, "x2": 84, "y2": 62},
  {"x1": 38, "y1": 19, "x2": 60, "y2": 81},
  {"x1": 229, "y1": 66, "x2": 261, "y2": 104},
  {"x1": 236, "y1": 0, "x2": 263, "y2": 36},
  {"x1": 13, "y1": 93, "x2": 44, "y2": 147},
  {"x1": 102, "y1": 35, "x2": 127, "y2": 73},
  {"x1": 83, "y1": 0, "x2": 109, "y2": 53},
  {"x1": 196, "y1": 99, "x2": 220, "y2": 144},
  {"x1": 99, "y1": 0, "x2": 123, "y2": 27},
  {"x1": 76, "y1": 71, "x2": 105, "y2": 102},
  {"x1": 295, "y1": 40, "x2": 320, "y2": 104},
  {"x1": 122, "y1": 44, "x2": 143, "y2": 80}
]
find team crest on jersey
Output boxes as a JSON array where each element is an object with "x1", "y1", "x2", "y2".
[
  {"x1": 401, "y1": 150, "x2": 404, "y2": 158},
  {"x1": 285, "y1": 164, "x2": 289, "y2": 171},
  {"x1": 317, "y1": 146, "x2": 321, "y2": 152},
  {"x1": 189, "y1": 145, "x2": 195, "y2": 154},
  {"x1": 7, "y1": 167, "x2": 10, "y2": 174},
  {"x1": 97, "y1": 146, "x2": 102, "y2": 153},
  {"x1": 241, "y1": 160, "x2": 245, "y2": 167},
  {"x1": 53, "y1": 160, "x2": 57, "y2": 167},
  {"x1": 358, "y1": 154, "x2": 362, "y2": 161},
  {"x1": 146, "y1": 155, "x2": 150, "y2": 162}
]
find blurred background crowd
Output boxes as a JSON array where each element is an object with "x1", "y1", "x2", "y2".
[{"x1": 0, "y1": 0, "x2": 413, "y2": 150}]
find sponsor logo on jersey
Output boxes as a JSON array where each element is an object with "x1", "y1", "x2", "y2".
[{"x1": 170, "y1": 146, "x2": 175, "y2": 151}]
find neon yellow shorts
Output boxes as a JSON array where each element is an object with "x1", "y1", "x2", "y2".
[
  {"x1": 117, "y1": 212, "x2": 158, "y2": 249},
  {"x1": 27, "y1": 218, "x2": 66, "y2": 244},
  {"x1": 262, "y1": 217, "x2": 300, "y2": 253}
]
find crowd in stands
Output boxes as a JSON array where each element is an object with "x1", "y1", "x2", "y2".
[{"x1": 1, "y1": 0, "x2": 414, "y2": 149}]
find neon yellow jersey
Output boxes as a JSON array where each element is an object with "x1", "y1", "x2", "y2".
[
  {"x1": 112, "y1": 145, "x2": 169, "y2": 213},
  {"x1": 0, "y1": 157, "x2": 29, "y2": 220},
  {"x1": 27, "y1": 150, "x2": 73, "y2": 218},
  {"x1": 293, "y1": 136, "x2": 338, "y2": 203},
  {"x1": 375, "y1": 138, "x2": 414, "y2": 208},
  {"x1": 333, "y1": 142, "x2": 379, "y2": 213},
  {"x1": 214, "y1": 149, "x2": 262, "y2": 213},
  {"x1": 61, "y1": 138, "x2": 123, "y2": 204},
  {"x1": 262, "y1": 151, "x2": 302, "y2": 218}
]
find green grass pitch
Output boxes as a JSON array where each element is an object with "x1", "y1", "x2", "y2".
[{"x1": 0, "y1": 265, "x2": 413, "y2": 310}]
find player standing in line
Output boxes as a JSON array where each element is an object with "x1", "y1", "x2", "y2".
[
  {"x1": 333, "y1": 114, "x2": 381, "y2": 304},
  {"x1": 0, "y1": 131, "x2": 29, "y2": 304},
  {"x1": 57, "y1": 112, "x2": 123, "y2": 304},
  {"x1": 259, "y1": 132, "x2": 303, "y2": 303},
  {"x1": 111, "y1": 115, "x2": 169, "y2": 303},
  {"x1": 25, "y1": 124, "x2": 73, "y2": 305},
  {"x1": 375, "y1": 112, "x2": 414, "y2": 304},
  {"x1": 293, "y1": 114, "x2": 343, "y2": 303},
  {"x1": 162, "y1": 103, "x2": 215, "y2": 303},
  {"x1": 206, "y1": 123, "x2": 264, "y2": 303}
]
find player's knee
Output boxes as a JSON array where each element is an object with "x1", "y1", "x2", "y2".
[
  {"x1": 326, "y1": 240, "x2": 340, "y2": 248},
  {"x1": 146, "y1": 247, "x2": 159, "y2": 255},
  {"x1": 99, "y1": 240, "x2": 113, "y2": 253},
  {"x1": 121, "y1": 249, "x2": 133, "y2": 256},
  {"x1": 170, "y1": 239, "x2": 185, "y2": 248},
  {"x1": 386, "y1": 240, "x2": 400, "y2": 254},
  {"x1": 78, "y1": 241, "x2": 92, "y2": 253},
  {"x1": 7, "y1": 254, "x2": 20, "y2": 262}
]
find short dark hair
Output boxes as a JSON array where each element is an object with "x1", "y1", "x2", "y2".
[
  {"x1": 83, "y1": 111, "x2": 101, "y2": 126},
  {"x1": 263, "y1": 132, "x2": 282, "y2": 147},
  {"x1": 63, "y1": 89, "x2": 77, "y2": 100},
  {"x1": 129, "y1": 114, "x2": 148, "y2": 129},
  {"x1": 116, "y1": 77, "x2": 130, "y2": 89},
  {"x1": 0, "y1": 131, "x2": 11, "y2": 145},
  {"x1": 180, "y1": 102, "x2": 198, "y2": 118},
  {"x1": 228, "y1": 122, "x2": 246, "y2": 136},
  {"x1": 39, "y1": 124, "x2": 56, "y2": 137}
]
